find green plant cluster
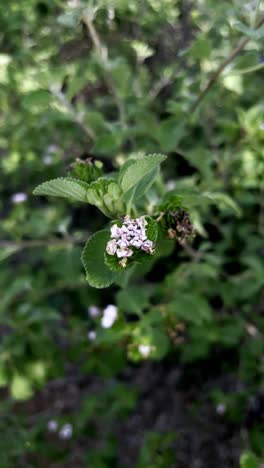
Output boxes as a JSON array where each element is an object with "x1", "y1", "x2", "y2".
[{"x1": 0, "y1": 0, "x2": 264, "y2": 466}]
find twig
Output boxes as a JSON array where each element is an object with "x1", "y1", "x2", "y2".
[
  {"x1": 190, "y1": 15, "x2": 264, "y2": 113},
  {"x1": 33, "y1": 279, "x2": 88, "y2": 302},
  {"x1": 0, "y1": 236, "x2": 87, "y2": 253},
  {"x1": 50, "y1": 87, "x2": 95, "y2": 141},
  {"x1": 180, "y1": 239, "x2": 202, "y2": 262},
  {"x1": 81, "y1": 11, "x2": 127, "y2": 128}
]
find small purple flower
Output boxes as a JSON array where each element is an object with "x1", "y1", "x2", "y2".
[
  {"x1": 216, "y1": 403, "x2": 226, "y2": 415},
  {"x1": 59, "y1": 423, "x2": 73, "y2": 440},
  {"x1": 47, "y1": 420, "x2": 58, "y2": 432},
  {"x1": 87, "y1": 305, "x2": 100, "y2": 318},
  {"x1": 87, "y1": 330, "x2": 97, "y2": 341},
  {"x1": 110, "y1": 224, "x2": 120, "y2": 238},
  {"x1": 106, "y1": 239, "x2": 117, "y2": 255},
  {"x1": 116, "y1": 247, "x2": 133, "y2": 258},
  {"x1": 11, "y1": 193, "x2": 27, "y2": 204},
  {"x1": 43, "y1": 155, "x2": 53, "y2": 165}
]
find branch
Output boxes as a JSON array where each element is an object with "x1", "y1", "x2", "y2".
[
  {"x1": 50, "y1": 87, "x2": 95, "y2": 141},
  {"x1": 190, "y1": 15, "x2": 264, "y2": 113},
  {"x1": 81, "y1": 11, "x2": 127, "y2": 129},
  {"x1": 0, "y1": 236, "x2": 87, "y2": 253}
]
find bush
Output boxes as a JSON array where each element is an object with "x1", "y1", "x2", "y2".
[{"x1": 1, "y1": 0, "x2": 264, "y2": 466}]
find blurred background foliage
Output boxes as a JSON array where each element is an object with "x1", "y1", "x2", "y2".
[{"x1": 0, "y1": 0, "x2": 264, "y2": 466}]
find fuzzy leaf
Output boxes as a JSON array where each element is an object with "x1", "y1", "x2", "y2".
[
  {"x1": 123, "y1": 166, "x2": 159, "y2": 203},
  {"x1": 86, "y1": 178, "x2": 124, "y2": 217},
  {"x1": 82, "y1": 230, "x2": 119, "y2": 288},
  {"x1": 120, "y1": 154, "x2": 167, "y2": 194},
  {"x1": 145, "y1": 216, "x2": 158, "y2": 242},
  {"x1": 33, "y1": 178, "x2": 89, "y2": 202},
  {"x1": 167, "y1": 293, "x2": 212, "y2": 325}
]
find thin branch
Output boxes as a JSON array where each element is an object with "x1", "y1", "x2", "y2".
[
  {"x1": 0, "y1": 236, "x2": 87, "y2": 253},
  {"x1": 190, "y1": 15, "x2": 264, "y2": 113},
  {"x1": 81, "y1": 11, "x2": 127, "y2": 129},
  {"x1": 33, "y1": 279, "x2": 88, "y2": 302},
  {"x1": 50, "y1": 87, "x2": 95, "y2": 141}
]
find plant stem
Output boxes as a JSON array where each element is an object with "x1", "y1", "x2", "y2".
[
  {"x1": 190, "y1": 15, "x2": 264, "y2": 113},
  {"x1": 82, "y1": 11, "x2": 127, "y2": 129},
  {"x1": 50, "y1": 87, "x2": 95, "y2": 141},
  {"x1": 0, "y1": 236, "x2": 87, "y2": 253},
  {"x1": 253, "y1": 0, "x2": 262, "y2": 28}
]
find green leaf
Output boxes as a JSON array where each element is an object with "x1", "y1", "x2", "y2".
[
  {"x1": 0, "y1": 246, "x2": 19, "y2": 262},
  {"x1": 92, "y1": 132, "x2": 122, "y2": 155},
  {"x1": 233, "y1": 21, "x2": 264, "y2": 40},
  {"x1": 33, "y1": 178, "x2": 90, "y2": 202},
  {"x1": 117, "y1": 286, "x2": 152, "y2": 314},
  {"x1": 188, "y1": 36, "x2": 212, "y2": 60},
  {"x1": 123, "y1": 166, "x2": 159, "y2": 203},
  {"x1": 146, "y1": 216, "x2": 158, "y2": 242},
  {"x1": 204, "y1": 192, "x2": 242, "y2": 216},
  {"x1": 21, "y1": 89, "x2": 51, "y2": 110},
  {"x1": 87, "y1": 178, "x2": 124, "y2": 217},
  {"x1": 159, "y1": 119, "x2": 186, "y2": 152},
  {"x1": 167, "y1": 293, "x2": 212, "y2": 325},
  {"x1": 10, "y1": 374, "x2": 34, "y2": 401},
  {"x1": 82, "y1": 230, "x2": 119, "y2": 288},
  {"x1": 240, "y1": 452, "x2": 259, "y2": 468},
  {"x1": 120, "y1": 154, "x2": 167, "y2": 194}
]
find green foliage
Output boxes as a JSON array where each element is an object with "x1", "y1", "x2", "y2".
[
  {"x1": 1, "y1": 0, "x2": 264, "y2": 465},
  {"x1": 240, "y1": 452, "x2": 260, "y2": 468},
  {"x1": 33, "y1": 178, "x2": 90, "y2": 202},
  {"x1": 82, "y1": 230, "x2": 119, "y2": 288},
  {"x1": 120, "y1": 153, "x2": 167, "y2": 194}
]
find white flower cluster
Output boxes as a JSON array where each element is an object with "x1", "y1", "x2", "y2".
[{"x1": 106, "y1": 216, "x2": 155, "y2": 268}]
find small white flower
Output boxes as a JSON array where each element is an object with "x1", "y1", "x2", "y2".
[
  {"x1": 87, "y1": 305, "x2": 100, "y2": 318},
  {"x1": 47, "y1": 144, "x2": 58, "y2": 153},
  {"x1": 110, "y1": 224, "x2": 120, "y2": 238},
  {"x1": 141, "y1": 240, "x2": 154, "y2": 253},
  {"x1": 166, "y1": 180, "x2": 176, "y2": 190},
  {"x1": 216, "y1": 403, "x2": 226, "y2": 415},
  {"x1": 116, "y1": 247, "x2": 133, "y2": 258},
  {"x1": 87, "y1": 330, "x2": 97, "y2": 341},
  {"x1": 59, "y1": 423, "x2": 73, "y2": 440},
  {"x1": 106, "y1": 239, "x2": 117, "y2": 255},
  {"x1": 101, "y1": 304, "x2": 118, "y2": 329},
  {"x1": 130, "y1": 238, "x2": 143, "y2": 248},
  {"x1": 11, "y1": 193, "x2": 27, "y2": 204},
  {"x1": 117, "y1": 239, "x2": 128, "y2": 248},
  {"x1": 43, "y1": 155, "x2": 53, "y2": 165},
  {"x1": 138, "y1": 344, "x2": 152, "y2": 358},
  {"x1": 47, "y1": 420, "x2": 58, "y2": 432},
  {"x1": 137, "y1": 216, "x2": 147, "y2": 228}
]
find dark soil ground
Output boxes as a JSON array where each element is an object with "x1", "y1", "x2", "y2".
[{"x1": 21, "y1": 354, "x2": 249, "y2": 468}]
